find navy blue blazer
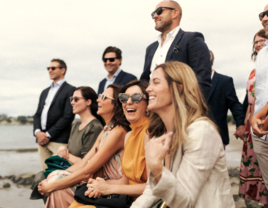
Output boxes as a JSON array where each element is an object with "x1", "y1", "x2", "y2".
[
  {"x1": 33, "y1": 81, "x2": 75, "y2": 144},
  {"x1": 98, "y1": 70, "x2": 137, "y2": 94},
  {"x1": 140, "y1": 29, "x2": 211, "y2": 101},
  {"x1": 207, "y1": 71, "x2": 244, "y2": 145}
]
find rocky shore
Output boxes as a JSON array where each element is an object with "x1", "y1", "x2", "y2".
[{"x1": 0, "y1": 168, "x2": 265, "y2": 208}]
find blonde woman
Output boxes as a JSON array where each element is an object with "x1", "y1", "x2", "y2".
[{"x1": 131, "y1": 61, "x2": 235, "y2": 208}]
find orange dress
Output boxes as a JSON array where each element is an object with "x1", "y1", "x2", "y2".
[
  {"x1": 121, "y1": 117, "x2": 148, "y2": 186},
  {"x1": 69, "y1": 117, "x2": 149, "y2": 208}
]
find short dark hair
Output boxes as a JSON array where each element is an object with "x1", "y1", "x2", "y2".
[
  {"x1": 209, "y1": 50, "x2": 214, "y2": 66},
  {"x1": 102, "y1": 46, "x2": 122, "y2": 60},
  {"x1": 51, "y1": 58, "x2": 67, "y2": 75},
  {"x1": 252, "y1": 29, "x2": 267, "y2": 61},
  {"x1": 75, "y1": 86, "x2": 105, "y2": 126}
]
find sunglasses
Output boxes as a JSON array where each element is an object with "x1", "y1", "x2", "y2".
[
  {"x1": 118, "y1": 93, "x2": 147, "y2": 104},
  {"x1": 151, "y1": 7, "x2": 175, "y2": 19},
  {"x1": 47, "y1": 67, "x2": 62, "y2": 71},
  {"x1": 70, "y1": 96, "x2": 84, "y2": 102},
  {"x1": 98, "y1": 94, "x2": 115, "y2": 101},
  {"x1": 259, "y1": 10, "x2": 268, "y2": 21},
  {"x1": 102, "y1": 58, "x2": 117, "y2": 63},
  {"x1": 254, "y1": 39, "x2": 267, "y2": 45}
]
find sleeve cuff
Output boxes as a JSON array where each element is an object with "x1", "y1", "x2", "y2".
[
  {"x1": 46, "y1": 131, "x2": 51, "y2": 138},
  {"x1": 34, "y1": 129, "x2": 41, "y2": 136}
]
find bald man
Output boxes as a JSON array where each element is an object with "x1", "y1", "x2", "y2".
[
  {"x1": 140, "y1": 0, "x2": 211, "y2": 100},
  {"x1": 251, "y1": 4, "x2": 268, "y2": 189}
]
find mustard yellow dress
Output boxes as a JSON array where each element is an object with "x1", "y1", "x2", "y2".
[{"x1": 69, "y1": 117, "x2": 149, "y2": 208}]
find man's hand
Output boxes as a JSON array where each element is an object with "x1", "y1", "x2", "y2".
[
  {"x1": 251, "y1": 116, "x2": 268, "y2": 137},
  {"x1": 36, "y1": 132, "x2": 49, "y2": 146},
  {"x1": 234, "y1": 125, "x2": 246, "y2": 140}
]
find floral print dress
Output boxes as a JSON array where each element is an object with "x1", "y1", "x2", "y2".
[{"x1": 239, "y1": 69, "x2": 268, "y2": 204}]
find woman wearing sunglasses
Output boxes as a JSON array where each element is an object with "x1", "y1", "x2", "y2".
[
  {"x1": 69, "y1": 80, "x2": 150, "y2": 208},
  {"x1": 30, "y1": 86, "x2": 103, "y2": 201},
  {"x1": 56, "y1": 86, "x2": 104, "y2": 165},
  {"x1": 38, "y1": 84, "x2": 131, "y2": 208},
  {"x1": 131, "y1": 62, "x2": 234, "y2": 208}
]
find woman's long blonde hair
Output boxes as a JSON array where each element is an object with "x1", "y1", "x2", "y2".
[{"x1": 147, "y1": 61, "x2": 217, "y2": 154}]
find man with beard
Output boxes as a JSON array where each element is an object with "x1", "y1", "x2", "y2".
[
  {"x1": 140, "y1": 0, "x2": 211, "y2": 100},
  {"x1": 251, "y1": 4, "x2": 268, "y2": 189}
]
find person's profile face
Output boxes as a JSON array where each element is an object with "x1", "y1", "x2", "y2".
[
  {"x1": 262, "y1": 5, "x2": 268, "y2": 37},
  {"x1": 146, "y1": 67, "x2": 172, "y2": 114}
]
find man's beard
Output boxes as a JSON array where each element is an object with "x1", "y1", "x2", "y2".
[{"x1": 155, "y1": 19, "x2": 172, "y2": 33}]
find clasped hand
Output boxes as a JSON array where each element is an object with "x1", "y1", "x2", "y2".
[
  {"x1": 85, "y1": 177, "x2": 109, "y2": 198},
  {"x1": 38, "y1": 179, "x2": 50, "y2": 196}
]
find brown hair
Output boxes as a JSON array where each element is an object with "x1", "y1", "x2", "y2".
[
  {"x1": 252, "y1": 29, "x2": 267, "y2": 61},
  {"x1": 51, "y1": 58, "x2": 67, "y2": 75},
  {"x1": 107, "y1": 84, "x2": 131, "y2": 132},
  {"x1": 75, "y1": 86, "x2": 105, "y2": 126}
]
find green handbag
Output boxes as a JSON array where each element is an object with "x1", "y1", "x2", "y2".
[{"x1": 150, "y1": 199, "x2": 170, "y2": 208}]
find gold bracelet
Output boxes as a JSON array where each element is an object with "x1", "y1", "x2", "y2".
[{"x1": 151, "y1": 166, "x2": 164, "y2": 179}]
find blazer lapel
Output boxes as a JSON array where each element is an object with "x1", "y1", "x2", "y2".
[
  {"x1": 114, "y1": 70, "x2": 124, "y2": 85},
  {"x1": 50, "y1": 81, "x2": 67, "y2": 108},
  {"x1": 145, "y1": 42, "x2": 159, "y2": 71},
  {"x1": 166, "y1": 29, "x2": 184, "y2": 61},
  {"x1": 208, "y1": 72, "x2": 219, "y2": 101}
]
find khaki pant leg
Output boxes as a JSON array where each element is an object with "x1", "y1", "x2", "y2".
[
  {"x1": 38, "y1": 142, "x2": 68, "y2": 171},
  {"x1": 252, "y1": 133, "x2": 268, "y2": 189}
]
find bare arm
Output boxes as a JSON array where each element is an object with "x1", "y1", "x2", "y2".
[
  {"x1": 86, "y1": 133, "x2": 151, "y2": 198},
  {"x1": 38, "y1": 126, "x2": 126, "y2": 194}
]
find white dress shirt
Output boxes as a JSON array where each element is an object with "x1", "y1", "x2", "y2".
[
  {"x1": 253, "y1": 40, "x2": 268, "y2": 140},
  {"x1": 104, "y1": 68, "x2": 122, "y2": 90},
  {"x1": 150, "y1": 26, "x2": 181, "y2": 75},
  {"x1": 35, "y1": 78, "x2": 66, "y2": 137}
]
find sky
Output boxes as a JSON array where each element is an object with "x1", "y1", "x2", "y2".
[{"x1": 0, "y1": 0, "x2": 267, "y2": 116}]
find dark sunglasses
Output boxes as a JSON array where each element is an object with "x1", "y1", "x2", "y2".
[
  {"x1": 102, "y1": 58, "x2": 117, "y2": 63},
  {"x1": 47, "y1": 67, "x2": 62, "y2": 71},
  {"x1": 70, "y1": 96, "x2": 84, "y2": 102},
  {"x1": 98, "y1": 94, "x2": 114, "y2": 101},
  {"x1": 259, "y1": 10, "x2": 268, "y2": 21},
  {"x1": 118, "y1": 93, "x2": 147, "y2": 104},
  {"x1": 151, "y1": 7, "x2": 175, "y2": 19}
]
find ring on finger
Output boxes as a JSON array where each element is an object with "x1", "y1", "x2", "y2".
[{"x1": 90, "y1": 187, "x2": 94, "y2": 191}]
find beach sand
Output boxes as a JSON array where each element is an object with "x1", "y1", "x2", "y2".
[{"x1": 0, "y1": 124, "x2": 261, "y2": 208}]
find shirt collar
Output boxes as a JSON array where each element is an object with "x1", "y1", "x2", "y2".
[
  {"x1": 157, "y1": 26, "x2": 181, "y2": 43},
  {"x1": 51, "y1": 78, "x2": 65, "y2": 87},
  {"x1": 264, "y1": 40, "x2": 268, "y2": 47},
  {"x1": 211, "y1": 70, "x2": 215, "y2": 79},
  {"x1": 106, "y1": 68, "x2": 122, "y2": 80}
]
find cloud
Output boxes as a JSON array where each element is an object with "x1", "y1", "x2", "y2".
[{"x1": 1, "y1": 0, "x2": 267, "y2": 115}]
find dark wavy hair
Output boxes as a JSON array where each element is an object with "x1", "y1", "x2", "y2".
[
  {"x1": 75, "y1": 86, "x2": 105, "y2": 126},
  {"x1": 252, "y1": 29, "x2": 267, "y2": 61},
  {"x1": 106, "y1": 84, "x2": 131, "y2": 132}
]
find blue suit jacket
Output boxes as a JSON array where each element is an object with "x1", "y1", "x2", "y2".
[
  {"x1": 33, "y1": 82, "x2": 75, "y2": 144},
  {"x1": 207, "y1": 71, "x2": 244, "y2": 145},
  {"x1": 140, "y1": 29, "x2": 211, "y2": 101},
  {"x1": 98, "y1": 70, "x2": 137, "y2": 94}
]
